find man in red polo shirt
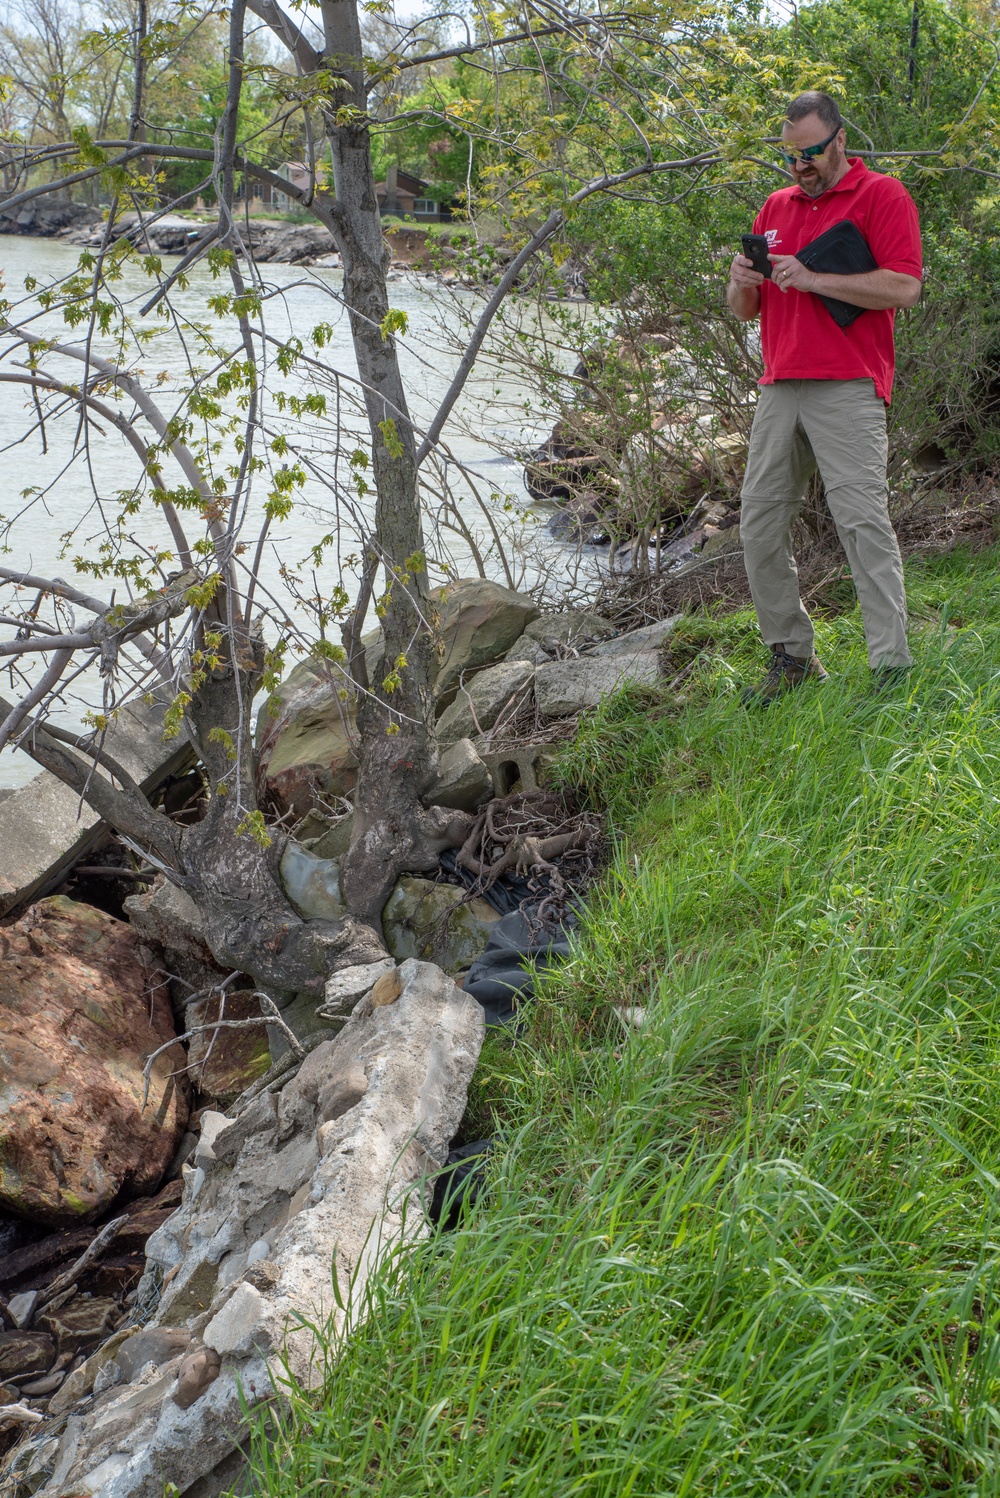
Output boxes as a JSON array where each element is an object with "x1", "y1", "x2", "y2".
[{"x1": 727, "y1": 91, "x2": 922, "y2": 702}]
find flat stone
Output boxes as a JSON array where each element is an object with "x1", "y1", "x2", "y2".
[
  {"x1": 320, "y1": 958, "x2": 396, "y2": 1018},
  {"x1": 534, "y1": 651, "x2": 662, "y2": 717},
  {"x1": 424, "y1": 739, "x2": 493, "y2": 813},
  {"x1": 0, "y1": 1331, "x2": 54, "y2": 1382},
  {"x1": 384, "y1": 878, "x2": 498, "y2": 973},
  {"x1": 117, "y1": 1329, "x2": 191, "y2": 1384},
  {"x1": 36, "y1": 1297, "x2": 119, "y2": 1354},
  {"x1": 7, "y1": 1291, "x2": 37, "y2": 1329},
  {"x1": 590, "y1": 615, "x2": 683, "y2": 659},
  {"x1": 435, "y1": 660, "x2": 535, "y2": 744}
]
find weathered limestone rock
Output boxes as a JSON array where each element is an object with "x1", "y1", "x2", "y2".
[
  {"x1": 424, "y1": 738, "x2": 493, "y2": 812},
  {"x1": 384, "y1": 877, "x2": 499, "y2": 972},
  {"x1": 255, "y1": 659, "x2": 359, "y2": 818},
  {"x1": 435, "y1": 660, "x2": 535, "y2": 744},
  {"x1": 18, "y1": 960, "x2": 483, "y2": 1498},
  {"x1": 432, "y1": 578, "x2": 540, "y2": 702},
  {"x1": 534, "y1": 652, "x2": 661, "y2": 717},
  {"x1": 0, "y1": 897, "x2": 188, "y2": 1226},
  {"x1": 319, "y1": 958, "x2": 396, "y2": 1018}
]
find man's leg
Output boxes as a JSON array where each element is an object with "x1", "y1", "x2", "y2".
[
  {"x1": 799, "y1": 381, "x2": 911, "y2": 669},
  {"x1": 740, "y1": 382, "x2": 818, "y2": 659}
]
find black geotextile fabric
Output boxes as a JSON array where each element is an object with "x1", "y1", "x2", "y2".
[
  {"x1": 462, "y1": 911, "x2": 573, "y2": 1026},
  {"x1": 437, "y1": 851, "x2": 573, "y2": 1026},
  {"x1": 429, "y1": 1139, "x2": 494, "y2": 1229},
  {"x1": 795, "y1": 218, "x2": 878, "y2": 329}
]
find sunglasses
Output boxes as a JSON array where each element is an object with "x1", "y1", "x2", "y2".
[{"x1": 778, "y1": 124, "x2": 841, "y2": 167}]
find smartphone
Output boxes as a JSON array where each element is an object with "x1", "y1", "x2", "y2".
[{"x1": 741, "y1": 233, "x2": 773, "y2": 278}]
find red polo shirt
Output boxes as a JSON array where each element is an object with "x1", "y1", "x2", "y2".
[{"x1": 752, "y1": 157, "x2": 922, "y2": 403}]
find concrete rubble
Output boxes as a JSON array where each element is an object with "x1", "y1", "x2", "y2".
[
  {"x1": 0, "y1": 698, "x2": 193, "y2": 919},
  {"x1": 4, "y1": 959, "x2": 484, "y2": 1498}
]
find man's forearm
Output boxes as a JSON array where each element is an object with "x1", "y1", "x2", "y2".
[
  {"x1": 807, "y1": 267, "x2": 921, "y2": 310},
  {"x1": 727, "y1": 281, "x2": 761, "y2": 320}
]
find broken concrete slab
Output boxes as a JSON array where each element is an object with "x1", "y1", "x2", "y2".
[{"x1": 0, "y1": 699, "x2": 193, "y2": 918}]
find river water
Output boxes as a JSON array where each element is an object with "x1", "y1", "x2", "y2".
[{"x1": 0, "y1": 234, "x2": 589, "y2": 786}]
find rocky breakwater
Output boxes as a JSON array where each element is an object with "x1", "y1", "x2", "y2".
[
  {"x1": 0, "y1": 897, "x2": 188, "y2": 1458},
  {"x1": 5, "y1": 959, "x2": 483, "y2": 1498}
]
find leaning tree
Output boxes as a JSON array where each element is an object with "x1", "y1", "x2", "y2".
[{"x1": 0, "y1": 0, "x2": 982, "y2": 1001}]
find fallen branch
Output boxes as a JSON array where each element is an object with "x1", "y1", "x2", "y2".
[{"x1": 34, "y1": 1213, "x2": 129, "y2": 1313}]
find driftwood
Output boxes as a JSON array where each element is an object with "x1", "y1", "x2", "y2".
[{"x1": 26, "y1": 1214, "x2": 130, "y2": 1323}]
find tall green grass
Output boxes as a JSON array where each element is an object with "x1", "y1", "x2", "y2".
[{"x1": 242, "y1": 547, "x2": 1000, "y2": 1497}]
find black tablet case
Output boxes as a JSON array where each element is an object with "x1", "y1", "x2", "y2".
[{"x1": 795, "y1": 218, "x2": 878, "y2": 328}]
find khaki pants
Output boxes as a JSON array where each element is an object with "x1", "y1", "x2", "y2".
[{"x1": 740, "y1": 379, "x2": 911, "y2": 669}]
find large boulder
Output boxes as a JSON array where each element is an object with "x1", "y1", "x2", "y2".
[
  {"x1": 534, "y1": 653, "x2": 662, "y2": 717},
  {"x1": 0, "y1": 897, "x2": 188, "y2": 1226},
  {"x1": 532, "y1": 618, "x2": 683, "y2": 717},
  {"x1": 435, "y1": 659, "x2": 536, "y2": 744},
  {"x1": 255, "y1": 659, "x2": 359, "y2": 818},
  {"x1": 13, "y1": 961, "x2": 483, "y2": 1498},
  {"x1": 433, "y1": 578, "x2": 540, "y2": 702}
]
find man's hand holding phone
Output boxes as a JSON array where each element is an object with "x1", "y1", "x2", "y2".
[{"x1": 727, "y1": 234, "x2": 770, "y2": 321}]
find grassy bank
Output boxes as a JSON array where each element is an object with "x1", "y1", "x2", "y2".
[{"x1": 245, "y1": 545, "x2": 1000, "y2": 1497}]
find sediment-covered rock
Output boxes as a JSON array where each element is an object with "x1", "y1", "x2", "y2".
[
  {"x1": 0, "y1": 898, "x2": 188, "y2": 1226},
  {"x1": 384, "y1": 877, "x2": 499, "y2": 972}
]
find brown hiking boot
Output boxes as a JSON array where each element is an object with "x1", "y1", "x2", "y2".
[{"x1": 741, "y1": 644, "x2": 829, "y2": 706}]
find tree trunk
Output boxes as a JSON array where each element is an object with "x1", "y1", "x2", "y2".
[{"x1": 318, "y1": 0, "x2": 467, "y2": 929}]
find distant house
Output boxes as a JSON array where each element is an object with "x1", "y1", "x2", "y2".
[
  {"x1": 248, "y1": 162, "x2": 314, "y2": 213},
  {"x1": 246, "y1": 160, "x2": 451, "y2": 220},
  {"x1": 375, "y1": 165, "x2": 449, "y2": 221}
]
